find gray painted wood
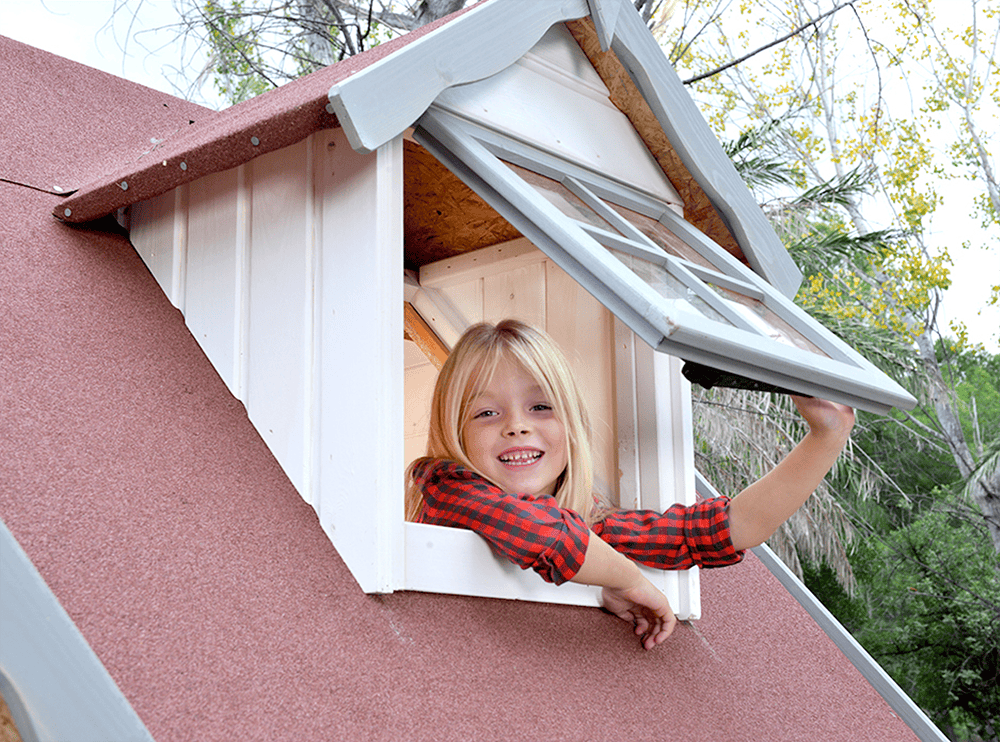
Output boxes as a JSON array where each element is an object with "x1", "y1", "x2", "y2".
[
  {"x1": 693, "y1": 474, "x2": 950, "y2": 742},
  {"x1": 415, "y1": 109, "x2": 916, "y2": 413},
  {"x1": 0, "y1": 520, "x2": 155, "y2": 742},
  {"x1": 327, "y1": 0, "x2": 591, "y2": 153},
  {"x1": 586, "y1": 0, "x2": 624, "y2": 51},
  {"x1": 610, "y1": 7, "x2": 804, "y2": 299}
]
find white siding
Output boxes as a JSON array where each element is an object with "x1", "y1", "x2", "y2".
[{"x1": 128, "y1": 128, "x2": 404, "y2": 593}]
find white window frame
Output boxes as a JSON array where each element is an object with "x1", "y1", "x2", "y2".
[{"x1": 412, "y1": 107, "x2": 916, "y2": 415}]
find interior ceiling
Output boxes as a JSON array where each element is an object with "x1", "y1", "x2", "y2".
[{"x1": 403, "y1": 140, "x2": 521, "y2": 269}]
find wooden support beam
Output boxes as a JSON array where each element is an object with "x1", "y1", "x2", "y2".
[{"x1": 404, "y1": 302, "x2": 450, "y2": 369}]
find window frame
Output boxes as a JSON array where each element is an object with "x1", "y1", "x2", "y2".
[
  {"x1": 402, "y1": 242, "x2": 703, "y2": 618},
  {"x1": 412, "y1": 107, "x2": 916, "y2": 415}
]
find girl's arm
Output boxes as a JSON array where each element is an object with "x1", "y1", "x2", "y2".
[
  {"x1": 727, "y1": 396, "x2": 855, "y2": 551},
  {"x1": 570, "y1": 533, "x2": 677, "y2": 649}
]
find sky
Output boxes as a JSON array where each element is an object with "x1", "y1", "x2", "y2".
[{"x1": 3, "y1": 0, "x2": 998, "y2": 349}]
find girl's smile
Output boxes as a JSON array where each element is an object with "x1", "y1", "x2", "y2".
[{"x1": 462, "y1": 359, "x2": 568, "y2": 498}]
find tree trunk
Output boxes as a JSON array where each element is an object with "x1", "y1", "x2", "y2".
[{"x1": 916, "y1": 330, "x2": 1000, "y2": 552}]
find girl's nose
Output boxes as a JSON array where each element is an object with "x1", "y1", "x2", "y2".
[{"x1": 503, "y1": 414, "x2": 530, "y2": 436}]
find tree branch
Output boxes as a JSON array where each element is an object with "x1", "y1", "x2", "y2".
[{"x1": 682, "y1": 0, "x2": 858, "y2": 85}]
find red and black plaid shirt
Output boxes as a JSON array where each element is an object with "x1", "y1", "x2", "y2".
[{"x1": 414, "y1": 460, "x2": 744, "y2": 585}]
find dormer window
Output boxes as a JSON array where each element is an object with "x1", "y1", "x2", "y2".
[{"x1": 123, "y1": 12, "x2": 913, "y2": 621}]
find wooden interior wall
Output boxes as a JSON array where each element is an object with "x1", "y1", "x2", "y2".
[{"x1": 408, "y1": 241, "x2": 620, "y2": 503}]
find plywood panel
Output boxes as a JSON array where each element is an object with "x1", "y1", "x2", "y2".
[
  {"x1": 247, "y1": 140, "x2": 310, "y2": 493},
  {"x1": 185, "y1": 167, "x2": 241, "y2": 393}
]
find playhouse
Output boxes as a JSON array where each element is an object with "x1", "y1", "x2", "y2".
[{"x1": 1, "y1": 1, "x2": 942, "y2": 740}]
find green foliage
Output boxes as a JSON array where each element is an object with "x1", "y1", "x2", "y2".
[
  {"x1": 844, "y1": 494, "x2": 999, "y2": 740},
  {"x1": 203, "y1": 0, "x2": 273, "y2": 104},
  {"x1": 185, "y1": 0, "x2": 404, "y2": 107}
]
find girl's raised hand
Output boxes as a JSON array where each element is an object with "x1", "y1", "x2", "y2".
[
  {"x1": 791, "y1": 395, "x2": 855, "y2": 441},
  {"x1": 601, "y1": 578, "x2": 677, "y2": 650}
]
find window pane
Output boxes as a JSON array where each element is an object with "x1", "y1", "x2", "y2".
[
  {"x1": 703, "y1": 281, "x2": 825, "y2": 355},
  {"x1": 606, "y1": 246, "x2": 727, "y2": 323},
  {"x1": 608, "y1": 202, "x2": 721, "y2": 272},
  {"x1": 506, "y1": 163, "x2": 615, "y2": 231}
]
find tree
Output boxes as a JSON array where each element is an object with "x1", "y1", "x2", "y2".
[
  {"x1": 128, "y1": 0, "x2": 669, "y2": 106},
  {"x1": 655, "y1": 0, "x2": 1000, "y2": 553}
]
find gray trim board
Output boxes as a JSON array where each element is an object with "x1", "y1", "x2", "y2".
[
  {"x1": 610, "y1": 7, "x2": 803, "y2": 299},
  {"x1": 694, "y1": 474, "x2": 949, "y2": 742},
  {"x1": 327, "y1": 0, "x2": 591, "y2": 153},
  {"x1": 0, "y1": 519, "x2": 155, "y2": 742}
]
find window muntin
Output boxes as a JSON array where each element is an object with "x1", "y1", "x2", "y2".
[{"x1": 413, "y1": 108, "x2": 916, "y2": 414}]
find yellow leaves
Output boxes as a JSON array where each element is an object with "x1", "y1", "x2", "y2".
[{"x1": 798, "y1": 243, "x2": 954, "y2": 342}]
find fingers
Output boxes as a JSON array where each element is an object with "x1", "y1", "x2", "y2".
[{"x1": 640, "y1": 611, "x2": 677, "y2": 649}]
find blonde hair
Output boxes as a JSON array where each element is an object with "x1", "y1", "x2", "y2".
[{"x1": 406, "y1": 320, "x2": 599, "y2": 523}]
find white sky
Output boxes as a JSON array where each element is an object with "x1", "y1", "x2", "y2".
[{"x1": 3, "y1": 0, "x2": 997, "y2": 349}]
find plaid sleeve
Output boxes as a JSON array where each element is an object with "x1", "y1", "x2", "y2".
[
  {"x1": 414, "y1": 460, "x2": 590, "y2": 585},
  {"x1": 592, "y1": 497, "x2": 745, "y2": 570}
]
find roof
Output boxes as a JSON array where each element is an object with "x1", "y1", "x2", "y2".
[
  {"x1": 45, "y1": 0, "x2": 802, "y2": 299},
  {"x1": 0, "y1": 13, "x2": 929, "y2": 742}
]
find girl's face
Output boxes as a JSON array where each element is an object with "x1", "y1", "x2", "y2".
[{"x1": 462, "y1": 358, "x2": 568, "y2": 498}]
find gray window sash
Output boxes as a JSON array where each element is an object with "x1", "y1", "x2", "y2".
[{"x1": 413, "y1": 107, "x2": 915, "y2": 414}]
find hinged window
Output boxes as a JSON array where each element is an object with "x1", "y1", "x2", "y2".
[{"x1": 413, "y1": 109, "x2": 915, "y2": 415}]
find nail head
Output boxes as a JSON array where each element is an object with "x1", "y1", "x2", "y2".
[
  {"x1": 120, "y1": 181, "x2": 128, "y2": 191},
  {"x1": 251, "y1": 136, "x2": 260, "y2": 146}
]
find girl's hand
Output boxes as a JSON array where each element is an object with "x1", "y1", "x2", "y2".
[
  {"x1": 791, "y1": 395, "x2": 855, "y2": 441},
  {"x1": 601, "y1": 577, "x2": 677, "y2": 650}
]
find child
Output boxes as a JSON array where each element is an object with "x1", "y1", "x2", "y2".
[{"x1": 406, "y1": 319, "x2": 855, "y2": 650}]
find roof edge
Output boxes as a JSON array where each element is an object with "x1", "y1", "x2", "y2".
[
  {"x1": 327, "y1": 0, "x2": 592, "y2": 154},
  {"x1": 50, "y1": 2, "x2": 487, "y2": 225}
]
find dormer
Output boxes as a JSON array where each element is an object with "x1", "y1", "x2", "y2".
[{"x1": 56, "y1": 0, "x2": 915, "y2": 619}]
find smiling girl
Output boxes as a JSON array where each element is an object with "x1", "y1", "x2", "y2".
[{"x1": 406, "y1": 320, "x2": 854, "y2": 650}]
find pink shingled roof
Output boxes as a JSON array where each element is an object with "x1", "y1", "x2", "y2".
[
  {"x1": 1, "y1": 26, "x2": 920, "y2": 742},
  {"x1": 52, "y1": 4, "x2": 480, "y2": 225}
]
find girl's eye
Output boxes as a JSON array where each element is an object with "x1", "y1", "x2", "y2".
[
  {"x1": 531, "y1": 404, "x2": 552, "y2": 412},
  {"x1": 473, "y1": 409, "x2": 498, "y2": 419}
]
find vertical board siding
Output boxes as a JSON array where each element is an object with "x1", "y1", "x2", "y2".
[
  {"x1": 130, "y1": 190, "x2": 178, "y2": 304},
  {"x1": 316, "y1": 128, "x2": 404, "y2": 592},
  {"x1": 186, "y1": 168, "x2": 241, "y2": 394},
  {"x1": 129, "y1": 128, "x2": 404, "y2": 593},
  {"x1": 247, "y1": 140, "x2": 311, "y2": 495}
]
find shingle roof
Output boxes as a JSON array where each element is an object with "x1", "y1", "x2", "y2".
[
  {"x1": 49, "y1": 7, "x2": 476, "y2": 225},
  {"x1": 0, "y1": 23, "x2": 922, "y2": 742}
]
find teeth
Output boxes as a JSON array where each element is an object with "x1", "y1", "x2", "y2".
[{"x1": 499, "y1": 450, "x2": 542, "y2": 464}]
